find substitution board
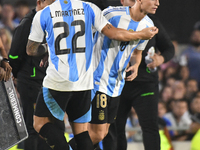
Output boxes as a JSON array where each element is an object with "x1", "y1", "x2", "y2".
[{"x1": 0, "y1": 78, "x2": 28, "y2": 150}]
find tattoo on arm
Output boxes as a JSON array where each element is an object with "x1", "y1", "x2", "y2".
[
  {"x1": 106, "y1": 24, "x2": 113, "y2": 29},
  {"x1": 27, "y1": 40, "x2": 47, "y2": 56}
]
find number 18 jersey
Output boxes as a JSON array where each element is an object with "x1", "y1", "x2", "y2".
[{"x1": 28, "y1": 0, "x2": 109, "y2": 91}]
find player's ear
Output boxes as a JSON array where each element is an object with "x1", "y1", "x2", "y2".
[
  {"x1": 137, "y1": 0, "x2": 142, "y2": 4},
  {"x1": 120, "y1": 0, "x2": 124, "y2": 5},
  {"x1": 37, "y1": 0, "x2": 41, "y2": 6}
]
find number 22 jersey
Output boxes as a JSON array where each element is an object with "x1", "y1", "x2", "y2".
[{"x1": 28, "y1": 0, "x2": 109, "y2": 91}]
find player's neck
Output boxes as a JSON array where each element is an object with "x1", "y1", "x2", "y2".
[{"x1": 130, "y1": 5, "x2": 146, "y2": 22}]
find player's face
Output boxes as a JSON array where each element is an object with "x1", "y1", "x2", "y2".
[{"x1": 140, "y1": 0, "x2": 159, "y2": 14}]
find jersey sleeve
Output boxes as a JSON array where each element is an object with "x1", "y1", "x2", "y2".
[
  {"x1": 88, "y1": 2, "x2": 110, "y2": 33},
  {"x1": 136, "y1": 40, "x2": 149, "y2": 51},
  {"x1": 28, "y1": 10, "x2": 45, "y2": 42}
]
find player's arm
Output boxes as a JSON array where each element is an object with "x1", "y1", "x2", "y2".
[
  {"x1": 0, "y1": 38, "x2": 12, "y2": 81},
  {"x1": 125, "y1": 49, "x2": 142, "y2": 81},
  {"x1": 26, "y1": 40, "x2": 47, "y2": 56},
  {"x1": 101, "y1": 24, "x2": 158, "y2": 41}
]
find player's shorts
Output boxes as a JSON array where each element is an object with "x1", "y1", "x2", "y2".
[
  {"x1": 90, "y1": 89, "x2": 120, "y2": 124},
  {"x1": 34, "y1": 87, "x2": 91, "y2": 123}
]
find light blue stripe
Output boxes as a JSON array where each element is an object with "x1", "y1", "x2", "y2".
[
  {"x1": 83, "y1": 2, "x2": 94, "y2": 71},
  {"x1": 41, "y1": 7, "x2": 59, "y2": 70},
  {"x1": 107, "y1": 19, "x2": 140, "y2": 96},
  {"x1": 73, "y1": 108, "x2": 91, "y2": 123},
  {"x1": 60, "y1": 1, "x2": 79, "y2": 81},
  {"x1": 43, "y1": 87, "x2": 65, "y2": 121},
  {"x1": 93, "y1": 35, "x2": 112, "y2": 91}
]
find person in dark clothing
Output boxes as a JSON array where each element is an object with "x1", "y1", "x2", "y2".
[
  {"x1": 102, "y1": 0, "x2": 175, "y2": 150},
  {"x1": 8, "y1": 0, "x2": 64, "y2": 150}
]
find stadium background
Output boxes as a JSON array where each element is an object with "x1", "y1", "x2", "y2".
[
  {"x1": 2, "y1": 0, "x2": 200, "y2": 44},
  {"x1": 1, "y1": 0, "x2": 200, "y2": 149}
]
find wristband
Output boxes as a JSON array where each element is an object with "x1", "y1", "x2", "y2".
[{"x1": 2, "y1": 58, "x2": 9, "y2": 63}]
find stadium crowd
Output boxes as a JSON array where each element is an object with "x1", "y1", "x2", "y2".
[{"x1": 0, "y1": 0, "x2": 199, "y2": 150}]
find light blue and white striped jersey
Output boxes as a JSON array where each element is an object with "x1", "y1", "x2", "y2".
[
  {"x1": 28, "y1": 0, "x2": 109, "y2": 91},
  {"x1": 93, "y1": 6, "x2": 154, "y2": 97}
]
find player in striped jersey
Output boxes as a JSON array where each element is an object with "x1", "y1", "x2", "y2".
[
  {"x1": 26, "y1": 0, "x2": 157, "y2": 149},
  {"x1": 88, "y1": 0, "x2": 159, "y2": 149}
]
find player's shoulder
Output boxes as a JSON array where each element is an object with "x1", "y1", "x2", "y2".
[
  {"x1": 141, "y1": 15, "x2": 154, "y2": 27},
  {"x1": 102, "y1": 6, "x2": 128, "y2": 20}
]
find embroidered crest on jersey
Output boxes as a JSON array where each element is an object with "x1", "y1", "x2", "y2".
[
  {"x1": 98, "y1": 110, "x2": 105, "y2": 121},
  {"x1": 64, "y1": 0, "x2": 68, "y2": 4}
]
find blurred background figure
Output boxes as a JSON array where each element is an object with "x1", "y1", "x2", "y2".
[
  {"x1": 0, "y1": 2, "x2": 19, "y2": 33},
  {"x1": 0, "y1": 27, "x2": 12, "y2": 54},
  {"x1": 14, "y1": 0, "x2": 30, "y2": 24},
  {"x1": 185, "y1": 79, "x2": 199, "y2": 100},
  {"x1": 181, "y1": 22, "x2": 200, "y2": 88},
  {"x1": 172, "y1": 80, "x2": 186, "y2": 101},
  {"x1": 164, "y1": 99, "x2": 192, "y2": 141}
]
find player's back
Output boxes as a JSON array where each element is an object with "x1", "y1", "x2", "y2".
[{"x1": 33, "y1": 0, "x2": 108, "y2": 91}]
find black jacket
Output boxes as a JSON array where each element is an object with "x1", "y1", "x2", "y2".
[
  {"x1": 130, "y1": 14, "x2": 175, "y2": 83},
  {"x1": 9, "y1": 9, "x2": 46, "y2": 85}
]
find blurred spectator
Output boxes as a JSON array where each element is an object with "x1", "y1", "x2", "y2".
[
  {"x1": 162, "y1": 67, "x2": 177, "y2": 86},
  {"x1": 0, "y1": 2, "x2": 19, "y2": 33},
  {"x1": 176, "y1": 65, "x2": 189, "y2": 82},
  {"x1": 190, "y1": 96, "x2": 200, "y2": 116},
  {"x1": 125, "y1": 108, "x2": 142, "y2": 142},
  {"x1": 164, "y1": 99, "x2": 192, "y2": 141},
  {"x1": 182, "y1": 96, "x2": 200, "y2": 141},
  {"x1": 185, "y1": 79, "x2": 199, "y2": 100},
  {"x1": 14, "y1": 0, "x2": 30, "y2": 24},
  {"x1": 158, "y1": 101, "x2": 174, "y2": 137},
  {"x1": 160, "y1": 86, "x2": 173, "y2": 103},
  {"x1": 172, "y1": 80, "x2": 186, "y2": 100},
  {"x1": 0, "y1": 27, "x2": 12, "y2": 54},
  {"x1": 181, "y1": 21, "x2": 200, "y2": 87},
  {"x1": 165, "y1": 76, "x2": 176, "y2": 88}
]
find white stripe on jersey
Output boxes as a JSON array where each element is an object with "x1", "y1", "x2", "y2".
[
  {"x1": 98, "y1": 16, "x2": 131, "y2": 95},
  {"x1": 49, "y1": 1, "x2": 69, "y2": 80},
  {"x1": 29, "y1": 0, "x2": 109, "y2": 91},
  {"x1": 71, "y1": 2, "x2": 86, "y2": 78},
  {"x1": 94, "y1": 6, "x2": 154, "y2": 97}
]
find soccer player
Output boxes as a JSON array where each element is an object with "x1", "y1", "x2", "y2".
[
  {"x1": 102, "y1": 0, "x2": 175, "y2": 150},
  {"x1": 0, "y1": 38, "x2": 12, "y2": 81},
  {"x1": 8, "y1": 0, "x2": 65, "y2": 149},
  {"x1": 26, "y1": 0, "x2": 157, "y2": 149},
  {"x1": 86, "y1": 0, "x2": 159, "y2": 149}
]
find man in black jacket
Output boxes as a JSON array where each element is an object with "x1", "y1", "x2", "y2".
[
  {"x1": 8, "y1": 0, "x2": 64, "y2": 150},
  {"x1": 102, "y1": 0, "x2": 175, "y2": 150}
]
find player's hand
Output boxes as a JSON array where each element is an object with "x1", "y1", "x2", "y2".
[
  {"x1": 0, "y1": 67, "x2": 6, "y2": 81},
  {"x1": 147, "y1": 53, "x2": 164, "y2": 69},
  {"x1": 1, "y1": 61, "x2": 12, "y2": 81},
  {"x1": 40, "y1": 52, "x2": 49, "y2": 67},
  {"x1": 125, "y1": 64, "x2": 138, "y2": 81},
  {"x1": 140, "y1": 27, "x2": 158, "y2": 40}
]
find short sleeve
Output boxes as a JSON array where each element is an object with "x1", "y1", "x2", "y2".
[
  {"x1": 88, "y1": 2, "x2": 110, "y2": 33},
  {"x1": 136, "y1": 40, "x2": 149, "y2": 51},
  {"x1": 28, "y1": 10, "x2": 45, "y2": 42}
]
